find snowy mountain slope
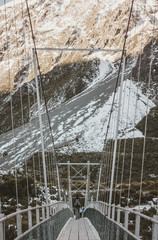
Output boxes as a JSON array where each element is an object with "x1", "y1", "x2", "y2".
[
  {"x1": 0, "y1": 0, "x2": 11, "y2": 6},
  {"x1": 0, "y1": 0, "x2": 157, "y2": 92},
  {"x1": 0, "y1": 58, "x2": 155, "y2": 168},
  {"x1": 0, "y1": 0, "x2": 157, "y2": 168}
]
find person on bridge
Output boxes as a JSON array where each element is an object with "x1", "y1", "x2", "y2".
[
  {"x1": 73, "y1": 195, "x2": 81, "y2": 220},
  {"x1": 81, "y1": 206, "x2": 85, "y2": 218}
]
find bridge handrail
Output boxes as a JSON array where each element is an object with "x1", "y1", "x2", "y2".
[
  {"x1": 86, "y1": 201, "x2": 158, "y2": 239},
  {"x1": 0, "y1": 201, "x2": 72, "y2": 239},
  {"x1": 118, "y1": 204, "x2": 158, "y2": 224},
  {"x1": 87, "y1": 201, "x2": 158, "y2": 224},
  {"x1": 15, "y1": 217, "x2": 52, "y2": 240},
  {"x1": 0, "y1": 201, "x2": 67, "y2": 224}
]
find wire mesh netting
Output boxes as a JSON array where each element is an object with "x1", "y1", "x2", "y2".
[
  {"x1": 84, "y1": 208, "x2": 137, "y2": 240},
  {"x1": 21, "y1": 208, "x2": 73, "y2": 240}
]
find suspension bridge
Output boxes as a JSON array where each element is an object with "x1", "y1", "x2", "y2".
[{"x1": 0, "y1": 0, "x2": 158, "y2": 239}]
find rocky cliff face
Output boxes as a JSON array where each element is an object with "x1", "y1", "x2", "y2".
[
  {"x1": 0, "y1": 0, "x2": 158, "y2": 162},
  {"x1": 0, "y1": 0, "x2": 157, "y2": 92}
]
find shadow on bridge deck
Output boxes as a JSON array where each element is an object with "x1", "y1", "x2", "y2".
[{"x1": 57, "y1": 217, "x2": 100, "y2": 240}]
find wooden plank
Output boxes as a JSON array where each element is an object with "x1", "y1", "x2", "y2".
[
  {"x1": 83, "y1": 218, "x2": 100, "y2": 240},
  {"x1": 57, "y1": 218, "x2": 74, "y2": 240},
  {"x1": 78, "y1": 218, "x2": 89, "y2": 240},
  {"x1": 57, "y1": 217, "x2": 100, "y2": 240},
  {"x1": 69, "y1": 219, "x2": 79, "y2": 240}
]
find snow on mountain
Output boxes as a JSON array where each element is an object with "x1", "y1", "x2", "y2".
[
  {"x1": 0, "y1": 57, "x2": 155, "y2": 168},
  {"x1": 0, "y1": 0, "x2": 157, "y2": 92},
  {"x1": 0, "y1": 0, "x2": 157, "y2": 168},
  {"x1": 53, "y1": 79, "x2": 155, "y2": 153}
]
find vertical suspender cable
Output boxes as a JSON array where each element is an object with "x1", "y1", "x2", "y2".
[
  {"x1": 3, "y1": 0, "x2": 19, "y2": 207},
  {"x1": 103, "y1": 140, "x2": 112, "y2": 201},
  {"x1": 113, "y1": 138, "x2": 121, "y2": 203},
  {"x1": 27, "y1": 87, "x2": 38, "y2": 200},
  {"x1": 138, "y1": 57, "x2": 151, "y2": 208},
  {"x1": 23, "y1": 0, "x2": 40, "y2": 201},
  {"x1": 127, "y1": 54, "x2": 142, "y2": 203},
  {"x1": 119, "y1": 80, "x2": 132, "y2": 204},
  {"x1": 108, "y1": 54, "x2": 126, "y2": 217},
  {"x1": 12, "y1": 0, "x2": 30, "y2": 205},
  {"x1": 102, "y1": 101, "x2": 117, "y2": 202},
  {"x1": 97, "y1": 0, "x2": 135, "y2": 201},
  {"x1": 96, "y1": 162, "x2": 102, "y2": 201},
  {"x1": 138, "y1": 0, "x2": 156, "y2": 207},
  {"x1": 106, "y1": 137, "x2": 115, "y2": 202},
  {"x1": 127, "y1": 0, "x2": 146, "y2": 204},
  {"x1": 33, "y1": 49, "x2": 49, "y2": 205},
  {"x1": 112, "y1": 81, "x2": 125, "y2": 204},
  {"x1": 25, "y1": 0, "x2": 61, "y2": 201},
  {"x1": 105, "y1": 0, "x2": 135, "y2": 211}
]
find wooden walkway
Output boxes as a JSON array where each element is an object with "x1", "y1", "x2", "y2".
[{"x1": 57, "y1": 217, "x2": 101, "y2": 240}]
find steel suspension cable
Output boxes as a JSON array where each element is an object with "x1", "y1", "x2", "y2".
[
  {"x1": 113, "y1": 79, "x2": 128, "y2": 205},
  {"x1": 138, "y1": 55, "x2": 152, "y2": 208},
  {"x1": 3, "y1": 0, "x2": 19, "y2": 207},
  {"x1": 29, "y1": 88, "x2": 43, "y2": 201},
  {"x1": 126, "y1": 0, "x2": 144, "y2": 204},
  {"x1": 119, "y1": 80, "x2": 132, "y2": 205},
  {"x1": 24, "y1": 0, "x2": 56, "y2": 158},
  {"x1": 103, "y1": 141, "x2": 112, "y2": 202},
  {"x1": 25, "y1": 0, "x2": 61, "y2": 203},
  {"x1": 107, "y1": 1, "x2": 136, "y2": 211},
  {"x1": 138, "y1": 0, "x2": 156, "y2": 208},
  {"x1": 25, "y1": 7, "x2": 44, "y2": 202},
  {"x1": 127, "y1": 54, "x2": 142, "y2": 204},
  {"x1": 12, "y1": 0, "x2": 30, "y2": 205},
  {"x1": 102, "y1": 92, "x2": 118, "y2": 201},
  {"x1": 102, "y1": 0, "x2": 135, "y2": 148},
  {"x1": 27, "y1": 86, "x2": 38, "y2": 200},
  {"x1": 113, "y1": 138, "x2": 121, "y2": 204},
  {"x1": 102, "y1": 91, "x2": 119, "y2": 202},
  {"x1": 98, "y1": 0, "x2": 135, "y2": 203},
  {"x1": 105, "y1": 113, "x2": 117, "y2": 202},
  {"x1": 107, "y1": 89, "x2": 121, "y2": 203}
]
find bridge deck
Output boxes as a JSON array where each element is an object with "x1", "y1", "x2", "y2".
[{"x1": 57, "y1": 217, "x2": 100, "y2": 240}]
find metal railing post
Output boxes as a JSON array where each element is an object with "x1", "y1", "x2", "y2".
[
  {"x1": 124, "y1": 207, "x2": 129, "y2": 230},
  {"x1": 102, "y1": 204, "x2": 105, "y2": 215},
  {"x1": 36, "y1": 205, "x2": 40, "y2": 224},
  {"x1": 28, "y1": 206, "x2": 32, "y2": 229},
  {"x1": 42, "y1": 205, "x2": 45, "y2": 220},
  {"x1": 56, "y1": 163, "x2": 61, "y2": 201},
  {"x1": 135, "y1": 212, "x2": 140, "y2": 238},
  {"x1": 103, "y1": 203, "x2": 105, "y2": 214},
  {"x1": 0, "y1": 213, "x2": 4, "y2": 240},
  {"x1": 108, "y1": 204, "x2": 111, "y2": 218},
  {"x1": 49, "y1": 206, "x2": 52, "y2": 216},
  {"x1": 46, "y1": 206, "x2": 49, "y2": 218},
  {"x1": 87, "y1": 161, "x2": 90, "y2": 204},
  {"x1": 97, "y1": 202, "x2": 99, "y2": 211},
  {"x1": 117, "y1": 205, "x2": 121, "y2": 224},
  {"x1": 53, "y1": 207, "x2": 56, "y2": 215},
  {"x1": 85, "y1": 178, "x2": 88, "y2": 207},
  {"x1": 50, "y1": 206, "x2": 52, "y2": 216},
  {"x1": 112, "y1": 204, "x2": 115, "y2": 220},
  {"x1": 152, "y1": 215, "x2": 158, "y2": 240},
  {"x1": 16, "y1": 208, "x2": 22, "y2": 237},
  {"x1": 96, "y1": 162, "x2": 102, "y2": 201},
  {"x1": 105, "y1": 203, "x2": 108, "y2": 215},
  {"x1": 68, "y1": 161, "x2": 72, "y2": 208},
  {"x1": 100, "y1": 203, "x2": 102, "y2": 212}
]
